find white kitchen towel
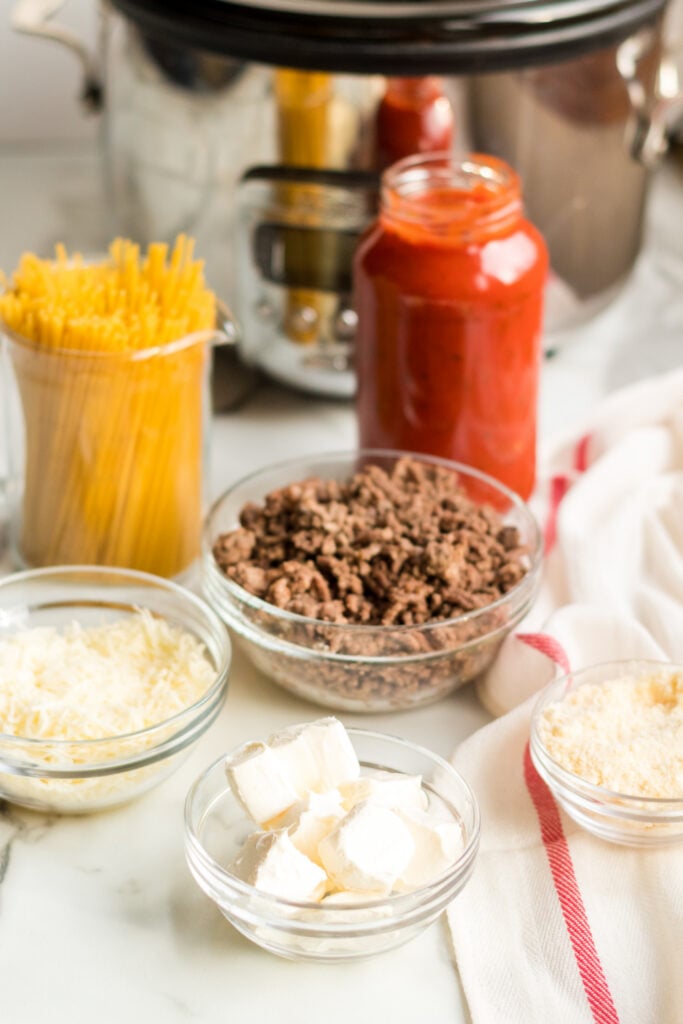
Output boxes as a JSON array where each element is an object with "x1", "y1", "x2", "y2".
[
  {"x1": 479, "y1": 366, "x2": 683, "y2": 717},
  {"x1": 447, "y1": 368, "x2": 683, "y2": 1024},
  {"x1": 447, "y1": 673, "x2": 683, "y2": 1024}
]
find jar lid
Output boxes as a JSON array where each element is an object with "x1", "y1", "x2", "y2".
[{"x1": 111, "y1": 0, "x2": 665, "y2": 72}]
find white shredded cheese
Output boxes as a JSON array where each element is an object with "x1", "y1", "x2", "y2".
[
  {"x1": 537, "y1": 669, "x2": 683, "y2": 798},
  {"x1": 0, "y1": 763, "x2": 175, "y2": 814},
  {"x1": 0, "y1": 608, "x2": 216, "y2": 742},
  {"x1": 0, "y1": 610, "x2": 218, "y2": 812}
]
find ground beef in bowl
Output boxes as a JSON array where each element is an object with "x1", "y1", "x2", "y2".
[
  {"x1": 213, "y1": 457, "x2": 528, "y2": 627},
  {"x1": 205, "y1": 453, "x2": 540, "y2": 711}
]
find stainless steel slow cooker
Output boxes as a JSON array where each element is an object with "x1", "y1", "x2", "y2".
[{"x1": 13, "y1": 0, "x2": 683, "y2": 396}]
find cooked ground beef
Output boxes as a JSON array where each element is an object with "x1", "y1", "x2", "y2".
[{"x1": 213, "y1": 456, "x2": 528, "y2": 627}]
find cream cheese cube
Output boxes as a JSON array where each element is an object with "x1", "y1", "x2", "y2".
[
  {"x1": 338, "y1": 771, "x2": 428, "y2": 814},
  {"x1": 318, "y1": 800, "x2": 415, "y2": 894},
  {"x1": 227, "y1": 829, "x2": 328, "y2": 903},
  {"x1": 395, "y1": 809, "x2": 464, "y2": 892},
  {"x1": 267, "y1": 789, "x2": 346, "y2": 865},
  {"x1": 269, "y1": 718, "x2": 360, "y2": 796},
  {"x1": 225, "y1": 742, "x2": 300, "y2": 824}
]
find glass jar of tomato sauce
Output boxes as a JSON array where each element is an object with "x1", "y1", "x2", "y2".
[
  {"x1": 353, "y1": 153, "x2": 548, "y2": 499},
  {"x1": 375, "y1": 78, "x2": 455, "y2": 169}
]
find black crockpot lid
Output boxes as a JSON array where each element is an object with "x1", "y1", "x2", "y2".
[{"x1": 110, "y1": 0, "x2": 666, "y2": 73}]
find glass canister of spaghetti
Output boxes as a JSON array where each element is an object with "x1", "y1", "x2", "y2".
[
  {"x1": 0, "y1": 238, "x2": 218, "y2": 578},
  {"x1": 353, "y1": 153, "x2": 548, "y2": 500}
]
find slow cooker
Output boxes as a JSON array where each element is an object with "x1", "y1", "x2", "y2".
[{"x1": 13, "y1": 0, "x2": 683, "y2": 395}]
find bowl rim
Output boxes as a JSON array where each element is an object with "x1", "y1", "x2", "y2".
[
  {"x1": 184, "y1": 725, "x2": 481, "y2": 915},
  {"x1": 530, "y1": 658, "x2": 683, "y2": 811},
  {"x1": 0, "y1": 564, "x2": 232, "y2": 757},
  {"x1": 203, "y1": 447, "x2": 543, "y2": 636}
]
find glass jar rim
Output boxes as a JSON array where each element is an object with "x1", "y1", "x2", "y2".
[
  {"x1": 0, "y1": 263, "x2": 231, "y2": 361},
  {"x1": 380, "y1": 151, "x2": 522, "y2": 235},
  {"x1": 1, "y1": 319, "x2": 218, "y2": 362}
]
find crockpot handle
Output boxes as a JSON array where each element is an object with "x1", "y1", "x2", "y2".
[
  {"x1": 214, "y1": 298, "x2": 242, "y2": 347},
  {"x1": 11, "y1": 0, "x2": 103, "y2": 111},
  {"x1": 618, "y1": 27, "x2": 683, "y2": 167}
]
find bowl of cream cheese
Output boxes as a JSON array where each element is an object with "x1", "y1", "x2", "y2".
[{"x1": 184, "y1": 717, "x2": 480, "y2": 961}]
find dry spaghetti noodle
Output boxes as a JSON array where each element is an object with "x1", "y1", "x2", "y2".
[{"x1": 0, "y1": 237, "x2": 215, "y2": 577}]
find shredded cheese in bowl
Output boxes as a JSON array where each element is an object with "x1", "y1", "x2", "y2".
[
  {"x1": 0, "y1": 610, "x2": 216, "y2": 742},
  {"x1": 530, "y1": 660, "x2": 683, "y2": 846},
  {"x1": 536, "y1": 669, "x2": 683, "y2": 799},
  {"x1": 0, "y1": 567, "x2": 231, "y2": 814}
]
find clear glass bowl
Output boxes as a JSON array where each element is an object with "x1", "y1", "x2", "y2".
[
  {"x1": 0, "y1": 566, "x2": 232, "y2": 813},
  {"x1": 202, "y1": 450, "x2": 542, "y2": 712},
  {"x1": 530, "y1": 660, "x2": 683, "y2": 847},
  {"x1": 184, "y1": 728, "x2": 480, "y2": 962}
]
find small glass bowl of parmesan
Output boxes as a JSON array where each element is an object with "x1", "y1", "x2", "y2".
[
  {"x1": 184, "y1": 728, "x2": 480, "y2": 962},
  {"x1": 530, "y1": 660, "x2": 683, "y2": 847},
  {"x1": 0, "y1": 566, "x2": 231, "y2": 813}
]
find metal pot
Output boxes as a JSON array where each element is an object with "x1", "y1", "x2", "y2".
[{"x1": 12, "y1": 0, "x2": 683, "y2": 397}]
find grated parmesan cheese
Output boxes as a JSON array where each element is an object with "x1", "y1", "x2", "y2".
[
  {"x1": 0, "y1": 608, "x2": 216, "y2": 742},
  {"x1": 0, "y1": 609, "x2": 219, "y2": 812},
  {"x1": 537, "y1": 669, "x2": 683, "y2": 798}
]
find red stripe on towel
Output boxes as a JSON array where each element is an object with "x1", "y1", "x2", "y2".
[
  {"x1": 519, "y1": 631, "x2": 620, "y2": 1024},
  {"x1": 573, "y1": 432, "x2": 592, "y2": 473},
  {"x1": 544, "y1": 474, "x2": 571, "y2": 554},
  {"x1": 517, "y1": 631, "x2": 571, "y2": 676},
  {"x1": 544, "y1": 432, "x2": 593, "y2": 553},
  {"x1": 524, "y1": 747, "x2": 620, "y2": 1024}
]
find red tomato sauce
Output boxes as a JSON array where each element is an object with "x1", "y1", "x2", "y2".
[
  {"x1": 375, "y1": 78, "x2": 455, "y2": 169},
  {"x1": 354, "y1": 156, "x2": 548, "y2": 500}
]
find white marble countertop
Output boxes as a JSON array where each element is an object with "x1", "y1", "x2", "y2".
[{"x1": 0, "y1": 142, "x2": 682, "y2": 1024}]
